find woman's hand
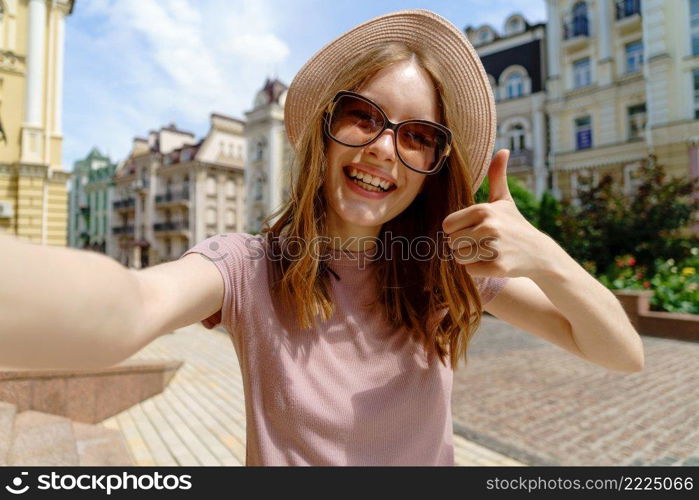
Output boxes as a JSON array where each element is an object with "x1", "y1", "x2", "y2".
[{"x1": 441, "y1": 149, "x2": 560, "y2": 280}]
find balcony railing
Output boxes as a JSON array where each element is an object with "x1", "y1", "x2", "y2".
[
  {"x1": 153, "y1": 221, "x2": 189, "y2": 232},
  {"x1": 508, "y1": 149, "x2": 534, "y2": 168},
  {"x1": 113, "y1": 198, "x2": 136, "y2": 210},
  {"x1": 112, "y1": 225, "x2": 135, "y2": 235},
  {"x1": 563, "y1": 18, "x2": 589, "y2": 40},
  {"x1": 616, "y1": 0, "x2": 641, "y2": 21},
  {"x1": 155, "y1": 190, "x2": 190, "y2": 204}
]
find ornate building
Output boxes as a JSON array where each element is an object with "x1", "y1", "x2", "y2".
[
  {"x1": 244, "y1": 78, "x2": 292, "y2": 233},
  {"x1": 67, "y1": 147, "x2": 115, "y2": 253},
  {"x1": 0, "y1": 0, "x2": 74, "y2": 245},
  {"x1": 545, "y1": 0, "x2": 649, "y2": 204},
  {"x1": 466, "y1": 13, "x2": 549, "y2": 198},
  {"x1": 111, "y1": 116, "x2": 246, "y2": 268}
]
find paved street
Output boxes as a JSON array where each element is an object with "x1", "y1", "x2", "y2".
[
  {"x1": 452, "y1": 315, "x2": 699, "y2": 466},
  {"x1": 101, "y1": 323, "x2": 523, "y2": 466}
]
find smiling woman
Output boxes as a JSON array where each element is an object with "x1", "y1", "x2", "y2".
[{"x1": 0, "y1": 7, "x2": 643, "y2": 468}]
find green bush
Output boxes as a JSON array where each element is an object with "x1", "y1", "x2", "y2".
[{"x1": 476, "y1": 174, "x2": 540, "y2": 226}]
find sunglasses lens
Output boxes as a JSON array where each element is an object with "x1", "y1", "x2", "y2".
[
  {"x1": 328, "y1": 95, "x2": 385, "y2": 146},
  {"x1": 327, "y1": 94, "x2": 449, "y2": 173},
  {"x1": 396, "y1": 122, "x2": 449, "y2": 173}
]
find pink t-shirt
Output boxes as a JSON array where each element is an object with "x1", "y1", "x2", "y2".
[{"x1": 179, "y1": 232, "x2": 508, "y2": 466}]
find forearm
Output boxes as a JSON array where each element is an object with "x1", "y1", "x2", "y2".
[
  {"x1": 0, "y1": 234, "x2": 146, "y2": 370},
  {"x1": 530, "y1": 235, "x2": 645, "y2": 372}
]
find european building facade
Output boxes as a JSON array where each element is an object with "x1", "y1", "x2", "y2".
[
  {"x1": 0, "y1": 0, "x2": 73, "y2": 245},
  {"x1": 110, "y1": 116, "x2": 246, "y2": 268},
  {"x1": 466, "y1": 13, "x2": 550, "y2": 199}
]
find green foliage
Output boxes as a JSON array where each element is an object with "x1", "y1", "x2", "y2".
[
  {"x1": 555, "y1": 155, "x2": 699, "y2": 277},
  {"x1": 648, "y1": 251, "x2": 699, "y2": 314},
  {"x1": 476, "y1": 174, "x2": 540, "y2": 226}
]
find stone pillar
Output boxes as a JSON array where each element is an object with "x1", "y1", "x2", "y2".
[
  {"x1": 597, "y1": 0, "x2": 613, "y2": 86},
  {"x1": 236, "y1": 175, "x2": 245, "y2": 232},
  {"x1": 532, "y1": 105, "x2": 547, "y2": 199},
  {"x1": 545, "y1": 0, "x2": 562, "y2": 98},
  {"x1": 20, "y1": 0, "x2": 46, "y2": 164},
  {"x1": 53, "y1": 6, "x2": 66, "y2": 136}
]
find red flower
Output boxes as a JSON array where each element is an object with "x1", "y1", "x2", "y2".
[
  {"x1": 635, "y1": 272, "x2": 643, "y2": 279},
  {"x1": 628, "y1": 257, "x2": 636, "y2": 266},
  {"x1": 642, "y1": 281, "x2": 651, "y2": 289}
]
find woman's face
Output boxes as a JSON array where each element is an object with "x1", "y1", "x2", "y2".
[{"x1": 323, "y1": 59, "x2": 441, "y2": 239}]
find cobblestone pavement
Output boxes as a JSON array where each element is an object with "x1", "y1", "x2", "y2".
[
  {"x1": 102, "y1": 324, "x2": 524, "y2": 466},
  {"x1": 451, "y1": 314, "x2": 699, "y2": 466}
]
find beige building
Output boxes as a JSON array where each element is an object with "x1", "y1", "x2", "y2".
[
  {"x1": 0, "y1": 0, "x2": 73, "y2": 244},
  {"x1": 245, "y1": 78, "x2": 292, "y2": 233},
  {"x1": 545, "y1": 0, "x2": 699, "y2": 224},
  {"x1": 111, "y1": 116, "x2": 246, "y2": 268},
  {"x1": 466, "y1": 13, "x2": 549, "y2": 198}
]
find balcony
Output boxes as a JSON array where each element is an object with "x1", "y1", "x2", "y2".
[
  {"x1": 563, "y1": 18, "x2": 590, "y2": 53},
  {"x1": 615, "y1": 0, "x2": 642, "y2": 35},
  {"x1": 153, "y1": 221, "x2": 190, "y2": 232},
  {"x1": 616, "y1": 0, "x2": 641, "y2": 21},
  {"x1": 155, "y1": 190, "x2": 190, "y2": 206},
  {"x1": 113, "y1": 198, "x2": 136, "y2": 211},
  {"x1": 507, "y1": 149, "x2": 534, "y2": 170},
  {"x1": 112, "y1": 225, "x2": 135, "y2": 235}
]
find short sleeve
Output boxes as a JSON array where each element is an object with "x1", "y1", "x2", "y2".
[
  {"x1": 474, "y1": 276, "x2": 510, "y2": 307},
  {"x1": 178, "y1": 232, "x2": 258, "y2": 332}
]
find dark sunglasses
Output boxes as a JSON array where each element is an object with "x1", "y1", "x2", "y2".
[{"x1": 323, "y1": 90, "x2": 453, "y2": 175}]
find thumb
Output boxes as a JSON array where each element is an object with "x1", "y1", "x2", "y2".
[{"x1": 488, "y1": 149, "x2": 512, "y2": 203}]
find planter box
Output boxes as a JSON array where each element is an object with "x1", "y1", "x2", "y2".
[{"x1": 613, "y1": 290, "x2": 699, "y2": 341}]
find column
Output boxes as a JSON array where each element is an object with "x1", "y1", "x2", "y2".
[
  {"x1": 20, "y1": 0, "x2": 47, "y2": 164},
  {"x1": 532, "y1": 107, "x2": 547, "y2": 199},
  {"x1": 53, "y1": 6, "x2": 66, "y2": 135},
  {"x1": 597, "y1": 0, "x2": 613, "y2": 85},
  {"x1": 545, "y1": 0, "x2": 562, "y2": 98},
  {"x1": 236, "y1": 175, "x2": 245, "y2": 232}
]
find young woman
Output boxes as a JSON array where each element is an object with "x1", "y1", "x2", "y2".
[{"x1": 0, "y1": 10, "x2": 643, "y2": 466}]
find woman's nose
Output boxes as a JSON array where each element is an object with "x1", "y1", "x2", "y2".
[{"x1": 364, "y1": 129, "x2": 397, "y2": 163}]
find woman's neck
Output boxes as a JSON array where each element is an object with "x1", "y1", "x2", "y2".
[{"x1": 326, "y1": 211, "x2": 381, "y2": 252}]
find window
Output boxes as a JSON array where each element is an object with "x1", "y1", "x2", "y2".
[
  {"x1": 624, "y1": 162, "x2": 643, "y2": 195},
  {"x1": 627, "y1": 103, "x2": 647, "y2": 139},
  {"x1": 625, "y1": 40, "x2": 643, "y2": 73},
  {"x1": 206, "y1": 208, "x2": 217, "y2": 225},
  {"x1": 692, "y1": 0, "x2": 699, "y2": 56},
  {"x1": 572, "y1": 168, "x2": 598, "y2": 204},
  {"x1": 616, "y1": 0, "x2": 641, "y2": 20},
  {"x1": 565, "y1": 1, "x2": 589, "y2": 39},
  {"x1": 506, "y1": 72, "x2": 524, "y2": 99},
  {"x1": 226, "y1": 179, "x2": 235, "y2": 198},
  {"x1": 573, "y1": 58, "x2": 591, "y2": 88},
  {"x1": 206, "y1": 176, "x2": 216, "y2": 195},
  {"x1": 694, "y1": 69, "x2": 699, "y2": 119},
  {"x1": 575, "y1": 116, "x2": 592, "y2": 150},
  {"x1": 507, "y1": 124, "x2": 526, "y2": 151}
]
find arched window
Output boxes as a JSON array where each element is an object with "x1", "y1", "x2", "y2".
[
  {"x1": 572, "y1": 2, "x2": 589, "y2": 37},
  {"x1": 506, "y1": 72, "x2": 524, "y2": 99},
  {"x1": 507, "y1": 124, "x2": 526, "y2": 151}
]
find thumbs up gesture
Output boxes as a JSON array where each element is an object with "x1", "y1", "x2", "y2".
[{"x1": 441, "y1": 149, "x2": 551, "y2": 278}]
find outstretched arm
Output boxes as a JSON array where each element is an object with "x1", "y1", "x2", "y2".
[
  {"x1": 0, "y1": 234, "x2": 223, "y2": 371},
  {"x1": 442, "y1": 150, "x2": 644, "y2": 373}
]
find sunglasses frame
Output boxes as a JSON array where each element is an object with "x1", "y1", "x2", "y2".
[{"x1": 323, "y1": 90, "x2": 453, "y2": 175}]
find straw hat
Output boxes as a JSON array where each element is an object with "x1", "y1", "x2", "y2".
[{"x1": 284, "y1": 8, "x2": 497, "y2": 192}]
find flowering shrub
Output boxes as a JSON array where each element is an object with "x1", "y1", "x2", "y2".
[{"x1": 600, "y1": 248, "x2": 699, "y2": 314}]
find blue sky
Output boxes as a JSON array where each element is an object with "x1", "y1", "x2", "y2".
[{"x1": 63, "y1": 0, "x2": 545, "y2": 171}]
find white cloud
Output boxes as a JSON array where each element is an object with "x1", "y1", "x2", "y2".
[{"x1": 63, "y1": 0, "x2": 291, "y2": 169}]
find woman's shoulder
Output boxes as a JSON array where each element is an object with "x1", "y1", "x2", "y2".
[{"x1": 180, "y1": 232, "x2": 269, "y2": 269}]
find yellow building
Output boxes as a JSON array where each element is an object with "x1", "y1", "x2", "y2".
[
  {"x1": 0, "y1": 0, "x2": 74, "y2": 245},
  {"x1": 545, "y1": 0, "x2": 699, "y2": 235}
]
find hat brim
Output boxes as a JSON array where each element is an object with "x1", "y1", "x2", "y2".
[{"x1": 284, "y1": 8, "x2": 496, "y2": 192}]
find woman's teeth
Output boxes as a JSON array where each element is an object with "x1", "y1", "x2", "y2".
[{"x1": 347, "y1": 167, "x2": 394, "y2": 192}]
